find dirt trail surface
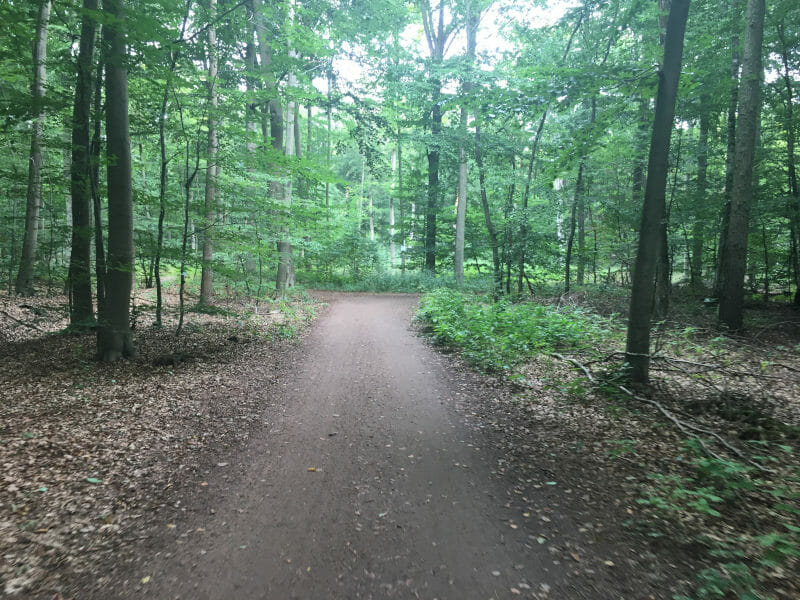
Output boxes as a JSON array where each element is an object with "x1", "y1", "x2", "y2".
[
  {"x1": 132, "y1": 294, "x2": 556, "y2": 599},
  {"x1": 117, "y1": 293, "x2": 684, "y2": 599}
]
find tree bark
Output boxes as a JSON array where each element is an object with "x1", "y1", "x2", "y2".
[
  {"x1": 475, "y1": 116, "x2": 501, "y2": 295},
  {"x1": 717, "y1": 0, "x2": 765, "y2": 330},
  {"x1": 565, "y1": 163, "x2": 583, "y2": 294},
  {"x1": 776, "y1": 22, "x2": 800, "y2": 305},
  {"x1": 690, "y1": 110, "x2": 709, "y2": 289},
  {"x1": 625, "y1": 0, "x2": 690, "y2": 383},
  {"x1": 200, "y1": 0, "x2": 219, "y2": 306},
  {"x1": 68, "y1": 0, "x2": 97, "y2": 326},
  {"x1": 454, "y1": 0, "x2": 477, "y2": 285},
  {"x1": 97, "y1": 0, "x2": 135, "y2": 361},
  {"x1": 16, "y1": 0, "x2": 51, "y2": 296},
  {"x1": 714, "y1": 0, "x2": 741, "y2": 298}
]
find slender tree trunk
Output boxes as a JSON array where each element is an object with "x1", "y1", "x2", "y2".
[
  {"x1": 200, "y1": 0, "x2": 218, "y2": 306},
  {"x1": 425, "y1": 99, "x2": 441, "y2": 273},
  {"x1": 625, "y1": 0, "x2": 690, "y2": 383},
  {"x1": 91, "y1": 60, "x2": 106, "y2": 317},
  {"x1": 368, "y1": 186, "x2": 375, "y2": 241},
  {"x1": 776, "y1": 22, "x2": 800, "y2": 305},
  {"x1": 691, "y1": 110, "x2": 709, "y2": 289},
  {"x1": 455, "y1": 106, "x2": 468, "y2": 284},
  {"x1": 390, "y1": 147, "x2": 397, "y2": 268},
  {"x1": 565, "y1": 163, "x2": 583, "y2": 294},
  {"x1": 475, "y1": 117, "x2": 501, "y2": 295},
  {"x1": 97, "y1": 0, "x2": 135, "y2": 361},
  {"x1": 655, "y1": 127, "x2": 683, "y2": 318},
  {"x1": 68, "y1": 0, "x2": 97, "y2": 327},
  {"x1": 454, "y1": 0, "x2": 477, "y2": 285},
  {"x1": 517, "y1": 111, "x2": 548, "y2": 294},
  {"x1": 16, "y1": 0, "x2": 51, "y2": 296},
  {"x1": 718, "y1": 0, "x2": 765, "y2": 330},
  {"x1": 398, "y1": 136, "x2": 406, "y2": 273}
]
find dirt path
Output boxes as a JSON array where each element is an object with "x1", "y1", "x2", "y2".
[{"x1": 126, "y1": 294, "x2": 582, "y2": 599}]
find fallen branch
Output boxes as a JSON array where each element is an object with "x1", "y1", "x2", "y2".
[
  {"x1": 551, "y1": 353, "x2": 775, "y2": 474},
  {"x1": 0, "y1": 310, "x2": 42, "y2": 331}
]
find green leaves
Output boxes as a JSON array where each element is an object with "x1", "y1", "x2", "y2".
[{"x1": 417, "y1": 289, "x2": 611, "y2": 372}]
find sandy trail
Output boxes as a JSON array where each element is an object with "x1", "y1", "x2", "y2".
[{"x1": 141, "y1": 294, "x2": 569, "y2": 599}]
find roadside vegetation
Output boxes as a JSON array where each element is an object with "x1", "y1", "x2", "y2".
[{"x1": 416, "y1": 284, "x2": 800, "y2": 600}]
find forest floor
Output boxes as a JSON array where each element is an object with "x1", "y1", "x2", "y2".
[{"x1": 0, "y1": 289, "x2": 798, "y2": 599}]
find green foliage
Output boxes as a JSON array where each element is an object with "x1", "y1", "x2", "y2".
[{"x1": 417, "y1": 289, "x2": 611, "y2": 372}]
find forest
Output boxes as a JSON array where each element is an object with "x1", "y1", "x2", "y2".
[{"x1": 1, "y1": 0, "x2": 799, "y2": 598}]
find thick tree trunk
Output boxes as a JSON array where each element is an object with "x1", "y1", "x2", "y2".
[
  {"x1": 16, "y1": 0, "x2": 51, "y2": 296},
  {"x1": 714, "y1": 0, "x2": 741, "y2": 298},
  {"x1": 68, "y1": 0, "x2": 97, "y2": 326},
  {"x1": 97, "y1": 0, "x2": 135, "y2": 361},
  {"x1": 200, "y1": 0, "x2": 218, "y2": 306},
  {"x1": 625, "y1": 0, "x2": 690, "y2": 383},
  {"x1": 718, "y1": 0, "x2": 765, "y2": 330}
]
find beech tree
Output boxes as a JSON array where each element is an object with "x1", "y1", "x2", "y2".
[
  {"x1": 717, "y1": 0, "x2": 766, "y2": 330},
  {"x1": 15, "y1": 0, "x2": 51, "y2": 296},
  {"x1": 625, "y1": 0, "x2": 691, "y2": 383},
  {"x1": 97, "y1": 0, "x2": 135, "y2": 361}
]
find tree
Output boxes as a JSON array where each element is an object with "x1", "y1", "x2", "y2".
[
  {"x1": 418, "y1": 0, "x2": 461, "y2": 272},
  {"x1": 199, "y1": 0, "x2": 219, "y2": 307},
  {"x1": 717, "y1": 0, "x2": 766, "y2": 330},
  {"x1": 68, "y1": 0, "x2": 98, "y2": 326},
  {"x1": 97, "y1": 0, "x2": 135, "y2": 361},
  {"x1": 454, "y1": 0, "x2": 478, "y2": 285},
  {"x1": 15, "y1": 0, "x2": 51, "y2": 296},
  {"x1": 625, "y1": 0, "x2": 691, "y2": 383}
]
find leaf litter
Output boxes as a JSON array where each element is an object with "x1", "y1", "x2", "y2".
[{"x1": 0, "y1": 289, "x2": 320, "y2": 598}]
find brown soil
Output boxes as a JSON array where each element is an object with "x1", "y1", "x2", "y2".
[
  {"x1": 2, "y1": 292, "x2": 697, "y2": 599},
  {"x1": 107, "y1": 293, "x2": 690, "y2": 599}
]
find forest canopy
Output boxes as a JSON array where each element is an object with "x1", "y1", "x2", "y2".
[{"x1": 0, "y1": 0, "x2": 798, "y2": 369}]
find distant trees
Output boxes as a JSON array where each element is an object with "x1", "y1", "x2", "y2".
[{"x1": 0, "y1": 0, "x2": 797, "y2": 361}]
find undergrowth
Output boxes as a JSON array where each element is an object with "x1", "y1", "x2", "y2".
[
  {"x1": 417, "y1": 287, "x2": 799, "y2": 600},
  {"x1": 416, "y1": 288, "x2": 614, "y2": 372}
]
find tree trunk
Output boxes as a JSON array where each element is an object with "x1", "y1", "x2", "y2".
[
  {"x1": 425, "y1": 99, "x2": 441, "y2": 273},
  {"x1": 475, "y1": 116, "x2": 501, "y2": 295},
  {"x1": 200, "y1": 0, "x2": 218, "y2": 306},
  {"x1": 718, "y1": 0, "x2": 765, "y2": 330},
  {"x1": 390, "y1": 147, "x2": 397, "y2": 268},
  {"x1": 776, "y1": 22, "x2": 800, "y2": 305},
  {"x1": 16, "y1": 0, "x2": 51, "y2": 296},
  {"x1": 91, "y1": 60, "x2": 106, "y2": 317},
  {"x1": 97, "y1": 0, "x2": 135, "y2": 361},
  {"x1": 714, "y1": 0, "x2": 741, "y2": 298},
  {"x1": 454, "y1": 106, "x2": 468, "y2": 285},
  {"x1": 625, "y1": 0, "x2": 690, "y2": 383},
  {"x1": 68, "y1": 0, "x2": 97, "y2": 327},
  {"x1": 454, "y1": 0, "x2": 477, "y2": 285},
  {"x1": 565, "y1": 162, "x2": 583, "y2": 294},
  {"x1": 691, "y1": 110, "x2": 709, "y2": 289}
]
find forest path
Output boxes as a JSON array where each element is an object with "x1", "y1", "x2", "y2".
[{"x1": 138, "y1": 293, "x2": 578, "y2": 599}]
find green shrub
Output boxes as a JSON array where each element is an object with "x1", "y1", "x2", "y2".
[{"x1": 417, "y1": 289, "x2": 612, "y2": 372}]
